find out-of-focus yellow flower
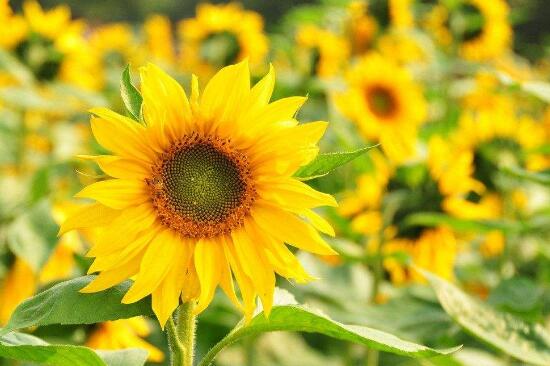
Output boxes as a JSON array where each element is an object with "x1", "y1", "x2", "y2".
[
  {"x1": 0, "y1": 1, "x2": 102, "y2": 90},
  {"x1": 336, "y1": 53, "x2": 426, "y2": 163},
  {"x1": 480, "y1": 231, "x2": 505, "y2": 258},
  {"x1": 178, "y1": 3, "x2": 268, "y2": 77},
  {"x1": 347, "y1": 1, "x2": 377, "y2": 55},
  {"x1": 86, "y1": 317, "x2": 164, "y2": 362},
  {"x1": 90, "y1": 23, "x2": 138, "y2": 66},
  {"x1": 428, "y1": 136, "x2": 484, "y2": 198},
  {"x1": 423, "y1": 5, "x2": 452, "y2": 47},
  {"x1": 295, "y1": 25, "x2": 350, "y2": 78},
  {"x1": 377, "y1": 30, "x2": 429, "y2": 65},
  {"x1": 424, "y1": 0, "x2": 511, "y2": 61},
  {"x1": 0, "y1": 0, "x2": 27, "y2": 49},
  {"x1": 390, "y1": 0, "x2": 415, "y2": 29},
  {"x1": 0, "y1": 259, "x2": 36, "y2": 325},
  {"x1": 39, "y1": 202, "x2": 86, "y2": 284},
  {"x1": 459, "y1": 0, "x2": 511, "y2": 61},
  {"x1": 384, "y1": 227, "x2": 458, "y2": 284},
  {"x1": 144, "y1": 15, "x2": 176, "y2": 67}
]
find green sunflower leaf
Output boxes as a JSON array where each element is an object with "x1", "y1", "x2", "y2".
[
  {"x1": 402, "y1": 212, "x2": 522, "y2": 234},
  {"x1": 120, "y1": 65, "x2": 143, "y2": 122},
  {"x1": 422, "y1": 270, "x2": 550, "y2": 366},
  {"x1": 501, "y1": 166, "x2": 550, "y2": 185},
  {"x1": 294, "y1": 145, "x2": 377, "y2": 181},
  {"x1": 6, "y1": 199, "x2": 58, "y2": 272},
  {"x1": 198, "y1": 289, "x2": 461, "y2": 366},
  {"x1": 0, "y1": 332, "x2": 148, "y2": 366},
  {"x1": 1, "y1": 276, "x2": 153, "y2": 333}
]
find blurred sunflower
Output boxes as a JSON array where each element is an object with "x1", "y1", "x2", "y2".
[
  {"x1": 0, "y1": 258, "x2": 35, "y2": 325},
  {"x1": 178, "y1": 3, "x2": 268, "y2": 77},
  {"x1": 423, "y1": 0, "x2": 511, "y2": 61},
  {"x1": 90, "y1": 22, "x2": 139, "y2": 69},
  {"x1": 0, "y1": 1, "x2": 102, "y2": 89},
  {"x1": 295, "y1": 24, "x2": 350, "y2": 78},
  {"x1": 336, "y1": 52, "x2": 426, "y2": 163},
  {"x1": 61, "y1": 61, "x2": 337, "y2": 327},
  {"x1": 340, "y1": 136, "x2": 483, "y2": 284},
  {"x1": 144, "y1": 15, "x2": 177, "y2": 67},
  {"x1": 346, "y1": 1, "x2": 377, "y2": 55},
  {"x1": 86, "y1": 317, "x2": 164, "y2": 363}
]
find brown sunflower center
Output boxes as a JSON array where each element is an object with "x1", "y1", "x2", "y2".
[
  {"x1": 366, "y1": 85, "x2": 398, "y2": 118},
  {"x1": 147, "y1": 133, "x2": 255, "y2": 238}
]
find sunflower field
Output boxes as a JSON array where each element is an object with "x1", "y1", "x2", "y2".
[{"x1": 1, "y1": 0, "x2": 550, "y2": 365}]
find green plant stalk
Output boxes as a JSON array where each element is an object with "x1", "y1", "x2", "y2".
[{"x1": 167, "y1": 302, "x2": 196, "y2": 366}]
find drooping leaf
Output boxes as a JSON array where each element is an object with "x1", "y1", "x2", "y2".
[
  {"x1": 6, "y1": 199, "x2": 58, "y2": 272},
  {"x1": 423, "y1": 270, "x2": 550, "y2": 366},
  {"x1": 2, "y1": 276, "x2": 153, "y2": 333},
  {"x1": 96, "y1": 349, "x2": 149, "y2": 366},
  {"x1": 0, "y1": 332, "x2": 148, "y2": 366},
  {"x1": 522, "y1": 80, "x2": 550, "y2": 103},
  {"x1": 0, "y1": 332, "x2": 106, "y2": 366},
  {"x1": 120, "y1": 65, "x2": 143, "y2": 122},
  {"x1": 294, "y1": 145, "x2": 377, "y2": 181},
  {"x1": 198, "y1": 289, "x2": 460, "y2": 366},
  {"x1": 502, "y1": 166, "x2": 550, "y2": 185},
  {"x1": 403, "y1": 212, "x2": 521, "y2": 234}
]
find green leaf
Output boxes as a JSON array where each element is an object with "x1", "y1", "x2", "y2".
[
  {"x1": 0, "y1": 332, "x2": 106, "y2": 366},
  {"x1": 522, "y1": 80, "x2": 550, "y2": 103},
  {"x1": 198, "y1": 289, "x2": 460, "y2": 366},
  {"x1": 0, "y1": 332, "x2": 148, "y2": 366},
  {"x1": 96, "y1": 349, "x2": 148, "y2": 366},
  {"x1": 403, "y1": 212, "x2": 521, "y2": 234},
  {"x1": 502, "y1": 166, "x2": 550, "y2": 185},
  {"x1": 294, "y1": 145, "x2": 377, "y2": 181},
  {"x1": 3, "y1": 276, "x2": 153, "y2": 333},
  {"x1": 423, "y1": 270, "x2": 550, "y2": 366},
  {"x1": 120, "y1": 65, "x2": 143, "y2": 122},
  {"x1": 6, "y1": 200, "x2": 58, "y2": 272}
]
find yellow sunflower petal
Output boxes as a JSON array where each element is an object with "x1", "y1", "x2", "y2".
[
  {"x1": 59, "y1": 203, "x2": 120, "y2": 236},
  {"x1": 75, "y1": 179, "x2": 148, "y2": 209},
  {"x1": 194, "y1": 238, "x2": 223, "y2": 314}
]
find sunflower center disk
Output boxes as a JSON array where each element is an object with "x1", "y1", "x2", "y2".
[
  {"x1": 367, "y1": 86, "x2": 397, "y2": 118},
  {"x1": 148, "y1": 135, "x2": 255, "y2": 238}
]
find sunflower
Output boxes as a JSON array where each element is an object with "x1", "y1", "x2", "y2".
[
  {"x1": 1, "y1": 1, "x2": 101, "y2": 89},
  {"x1": 346, "y1": 1, "x2": 377, "y2": 55},
  {"x1": 60, "y1": 61, "x2": 337, "y2": 327},
  {"x1": 295, "y1": 25, "x2": 350, "y2": 79},
  {"x1": 0, "y1": 258, "x2": 36, "y2": 325},
  {"x1": 389, "y1": 0, "x2": 415, "y2": 30},
  {"x1": 86, "y1": 317, "x2": 164, "y2": 363},
  {"x1": 423, "y1": 0, "x2": 511, "y2": 61},
  {"x1": 340, "y1": 136, "x2": 482, "y2": 284},
  {"x1": 178, "y1": 3, "x2": 268, "y2": 77},
  {"x1": 144, "y1": 15, "x2": 177, "y2": 67},
  {"x1": 336, "y1": 52, "x2": 426, "y2": 163}
]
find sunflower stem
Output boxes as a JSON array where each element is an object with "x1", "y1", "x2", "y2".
[
  {"x1": 166, "y1": 316, "x2": 185, "y2": 366},
  {"x1": 177, "y1": 301, "x2": 197, "y2": 366}
]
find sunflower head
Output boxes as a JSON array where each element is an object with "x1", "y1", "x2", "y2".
[
  {"x1": 178, "y1": 4, "x2": 268, "y2": 77},
  {"x1": 336, "y1": 52, "x2": 426, "y2": 163},
  {"x1": 62, "y1": 61, "x2": 337, "y2": 327}
]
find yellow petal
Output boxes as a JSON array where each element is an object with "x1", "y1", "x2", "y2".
[
  {"x1": 122, "y1": 230, "x2": 178, "y2": 303},
  {"x1": 89, "y1": 109, "x2": 155, "y2": 162},
  {"x1": 80, "y1": 251, "x2": 143, "y2": 293},
  {"x1": 75, "y1": 179, "x2": 148, "y2": 209},
  {"x1": 257, "y1": 177, "x2": 337, "y2": 210},
  {"x1": 194, "y1": 238, "x2": 223, "y2": 314},
  {"x1": 253, "y1": 203, "x2": 337, "y2": 255},
  {"x1": 59, "y1": 203, "x2": 120, "y2": 236}
]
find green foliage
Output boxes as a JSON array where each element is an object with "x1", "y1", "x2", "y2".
[
  {"x1": 2, "y1": 276, "x2": 153, "y2": 333},
  {"x1": 120, "y1": 65, "x2": 143, "y2": 122},
  {"x1": 199, "y1": 289, "x2": 460, "y2": 366},
  {"x1": 424, "y1": 270, "x2": 550, "y2": 366},
  {"x1": 0, "y1": 332, "x2": 147, "y2": 366},
  {"x1": 5, "y1": 200, "x2": 58, "y2": 272},
  {"x1": 295, "y1": 146, "x2": 378, "y2": 181}
]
